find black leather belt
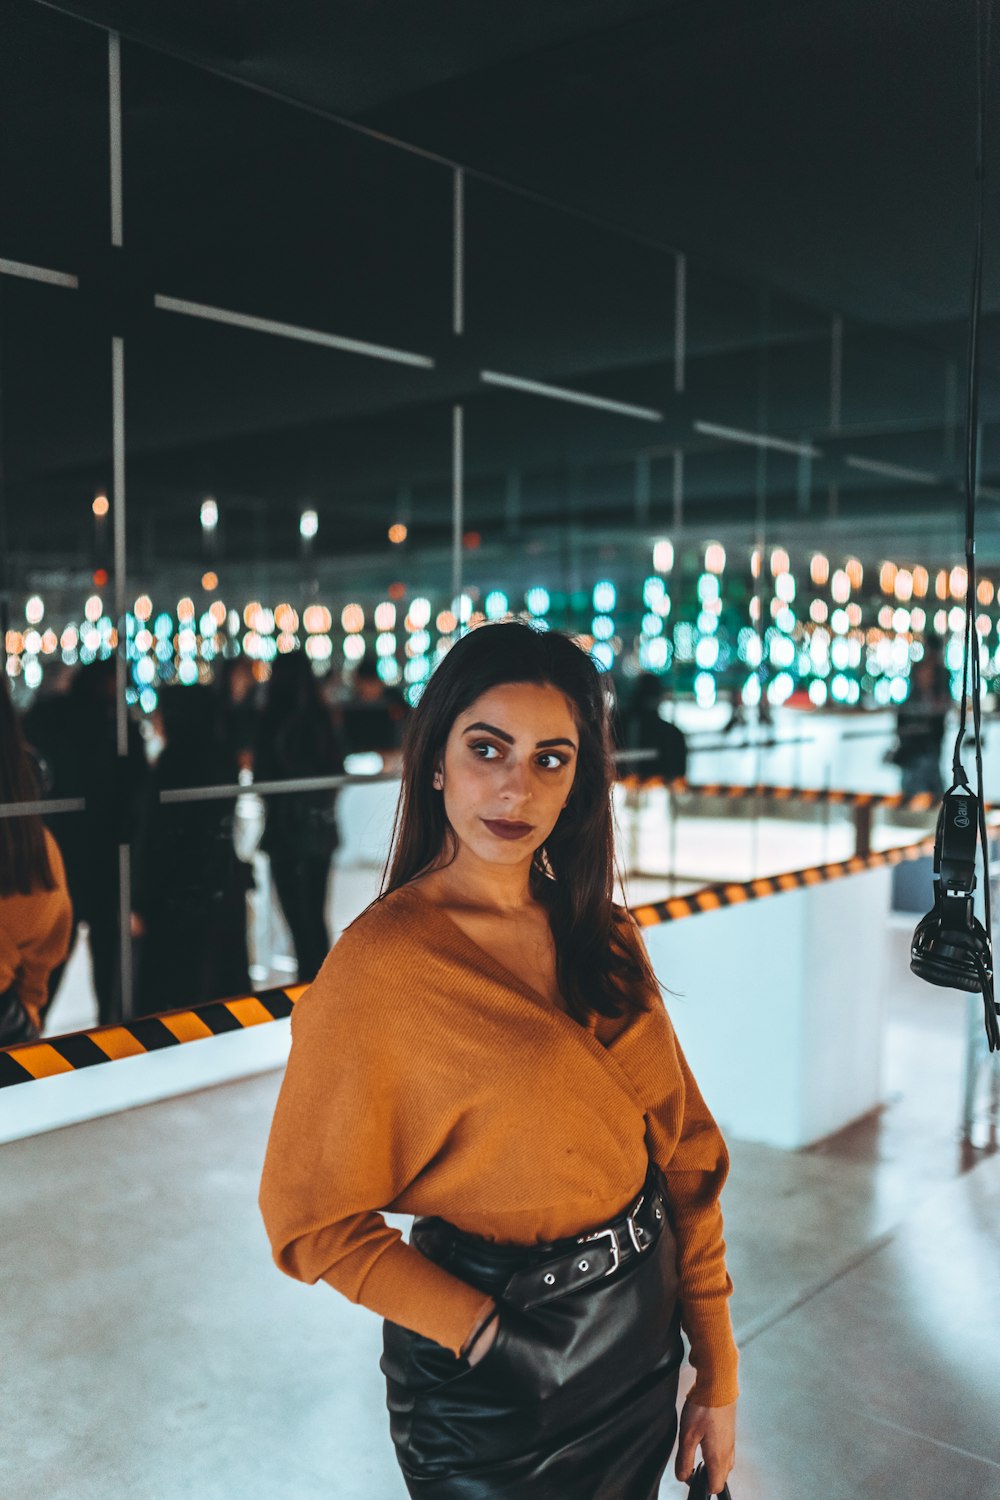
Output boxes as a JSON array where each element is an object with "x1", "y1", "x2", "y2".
[{"x1": 501, "y1": 1175, "x2": 669, "y2": 1311}]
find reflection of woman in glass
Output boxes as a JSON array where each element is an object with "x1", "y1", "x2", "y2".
[
  {"x1": 0, "y1": 675, "x2": 72, "y2": 1044},
  {"x1": 259, "y1": 622, "x2": 738, "y2": 1498},
  {"x1": 132, "y1": 685, "x2": 250, "y2": 1016},
  {"x1": 23, "y1": 658, "x2": 148, "y2": 1026},
  {"x1": 254, "y1": 652, "x2": 344, "y2": 983}
]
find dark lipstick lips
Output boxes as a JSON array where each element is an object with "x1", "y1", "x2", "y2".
[{"x1": 482, "y1": 818, "x2": 534, "y2": 837}]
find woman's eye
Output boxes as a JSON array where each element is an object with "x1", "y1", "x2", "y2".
[{"x1": 470, "y1": 740, "x2": 565, "y2": 770}]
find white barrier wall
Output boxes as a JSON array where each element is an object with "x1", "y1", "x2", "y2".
[
  {"x1": 334, "y1": 780, "x2": 398, "y2": 869},
  {"x1": 641, "y1": 866, "x2": 892, "y2": 1149},
  {"x1": 0, "y1": 866, "x2": 891, "y2": 1149},
  {"x1": 0, "y1": 1019, "x2": 292, "y2": 1145}
]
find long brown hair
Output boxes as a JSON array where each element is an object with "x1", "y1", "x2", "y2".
[
  {"x1": 0, "y1": 675, "x2": 56, "y2": 897},
  {"x1": 371, "y1": 620, "x2": 662, "y2": 1024}
]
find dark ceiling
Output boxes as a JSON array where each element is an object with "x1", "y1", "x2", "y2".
[
  {"x1": 2, "y1": 0, "x2": 999, "y2": 580},
  {"x1": 30, "y1": 0, "x2": 1000, "y2": 330}
]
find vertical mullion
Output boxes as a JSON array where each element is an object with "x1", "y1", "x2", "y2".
[
  {"x1": 112, "y1": 337, "x2": 127, "y2": 754},
  {"x1": 829, "y1": 313, "x2": 843, "y2": 432},
  {"x1": 673, "y1": 252, "x2": 686, "y2": 395},
  {"x1": 109, "y1": 34, "x2": 123, "y2": 248},
  {"x1": 118, "y1": 846, "x2": 133, "y2": 1019},
  {"x1": 111, "y1": 26, "x2": 129, "y2": 1015},
  {"x1": 113, "y1": 333, "x2": 131, "y2": 1018},
  {"x1": 452, "y1": 404, "x2": 463, "y2": 612},
  {"x1": 453, "y1": 168, "x2": 464, "y2": 337}
]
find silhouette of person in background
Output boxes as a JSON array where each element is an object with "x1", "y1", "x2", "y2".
[
  {"x1": 893, "y1": 633, "x2": 952, "y2": 798},
  {"x1": 215, "y1": 655, "x2": 260, "y2": 776},
  {"x1": 132, "y1": 685, "x2": 251, "y2": 1017},
  {"x1": 340, "y1": 656, "x2": 408, "y2": 771},
  {"x1": 254, "y1": 652, "x2": 345, "y2": 982},
  {"x1": 616, "y1": 671, "x2": 688, "y2": 784}
]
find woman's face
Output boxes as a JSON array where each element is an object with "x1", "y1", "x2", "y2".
[{"x1": 434, "y1": 681, "x2": 579, "y2": 864}]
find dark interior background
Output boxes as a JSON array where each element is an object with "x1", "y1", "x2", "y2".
[{"x1": 2, "y1": 0, "x2": 998, "y2": 594}]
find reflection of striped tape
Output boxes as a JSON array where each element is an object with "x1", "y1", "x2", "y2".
[
  {"x1": 0, "y1": 986, "x2": 306, "y2": 1090},
  {"x1": 631, "y1": 834, "x2": 936, "y2": 926},
  {"x1": 0, "y1": 834, "x2": 940, "y2": 1089},
  {"x1": 622, "y1": 776, "x2": 949, "y2": 813}
]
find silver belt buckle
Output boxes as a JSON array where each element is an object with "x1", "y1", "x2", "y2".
[
  {"x1": 626, "y1": 1191, "x2": 648, "y2": 1253},
  {"x1": 576, "y1": 1225, "x2": 621, "y2": 1275}
]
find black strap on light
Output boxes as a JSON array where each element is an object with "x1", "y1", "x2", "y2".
[
  {"x1": 910, "y1": 0, "x2": 999, "y2": 1051},
  {"x1": 911, "y1": 782, "x2": 998, "y2": 1049}
]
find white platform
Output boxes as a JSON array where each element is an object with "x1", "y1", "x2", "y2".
[{"x1": 642, "y1": 867, "x2": 892, "y2": 1149}]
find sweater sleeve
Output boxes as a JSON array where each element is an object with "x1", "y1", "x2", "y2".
[
  {"x1": 644, "y1": 1008, "x2": 740, "y2": 1407},
  {"x1": 0, "y1": 834, "x2": 74, "y2": 1030},
  {"x1": 0, "y1": 924, "x2": 20, "y2": 997},
  {"x1": 257, "y1": 932, "x2": 497, "y2": 1359}
]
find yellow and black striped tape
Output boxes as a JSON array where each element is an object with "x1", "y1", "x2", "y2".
[
  {"x1": 0, "y1": 984, "x2": 307, "y2": 1090},
  {"x1": 0, "y1": 833, "x2": 941, "y2": 1089},
  {"x1": 621, "y1": 776, "x2": 947, "y2": 813},
  {"x1": 630, "y1": 833, "x2": 936, "y2": 927}
]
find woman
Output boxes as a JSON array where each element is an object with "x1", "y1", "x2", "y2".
[
  {"x1": 0, "y1": 676, "x2": 73, "y2": 1045},
  {"x1": 258, "y1": 621, "x2": 738, "y2": 1498},
  {"x1": 22, "y1": 658, "x2": 149, "y2": 1027},
  {"x1": 132, "y1": 685, "x2": 251, "y2": 1016},
  {"x1": 254, "y1": 652, "x2": 344, "y2": 982}
]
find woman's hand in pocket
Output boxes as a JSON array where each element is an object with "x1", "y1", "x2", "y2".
[{"x1": 465, "y1": 1311, "x2": 500, "y2": 1367}]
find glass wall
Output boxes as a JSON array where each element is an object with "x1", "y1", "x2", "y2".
[{"x1": 2, "y1": 0, "x2": 992, "y2": 1044}]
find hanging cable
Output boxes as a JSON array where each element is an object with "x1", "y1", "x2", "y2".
[{"x1": 911, "y1": 0, "x2": 999, "y2": 1050}]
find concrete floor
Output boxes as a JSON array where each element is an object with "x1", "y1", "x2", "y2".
[{"x1": 5, "y1": 910, "x2": 999, "y2": 1498}]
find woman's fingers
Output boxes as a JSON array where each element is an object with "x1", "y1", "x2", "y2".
[
  {"x1": 674, "y1": 1397, "x2": 737, "y2": 1491},
  {"x1": 673, "y1": 1402, "x2": 701, "y2": 1481}
]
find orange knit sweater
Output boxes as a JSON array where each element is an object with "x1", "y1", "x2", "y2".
[
  {"x1": 258, "y1": 881, "x2": 739, "y2": 1407},
  {"x1": 0, "y1": 829, "x2": 73, "y2": 1031}
]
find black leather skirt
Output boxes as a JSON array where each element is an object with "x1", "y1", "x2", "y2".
[{"x1": 380, "y1": 1159, "x2": 684, "y2": 1499}]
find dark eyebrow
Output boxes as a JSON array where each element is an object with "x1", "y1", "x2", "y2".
[{"x1": 461, "y1": 720, "x2": 578, "y2": 752}]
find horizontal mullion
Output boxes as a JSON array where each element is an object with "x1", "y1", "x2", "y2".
[{"x1": 0, "y1": 798, "x2": 86, "y2": 819}]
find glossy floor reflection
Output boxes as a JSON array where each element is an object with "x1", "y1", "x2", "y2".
[{"x1": 4, "y1": 910, "x2": 998, "y2": 1497}]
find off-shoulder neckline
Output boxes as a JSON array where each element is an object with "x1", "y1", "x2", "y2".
[{"x1": 392, "y1": 880, "x2": 590, "y2": 1028}]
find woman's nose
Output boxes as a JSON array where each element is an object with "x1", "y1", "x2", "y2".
[{"x1": 499, "y1": 759, "x2": 532, "y2": 798}]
